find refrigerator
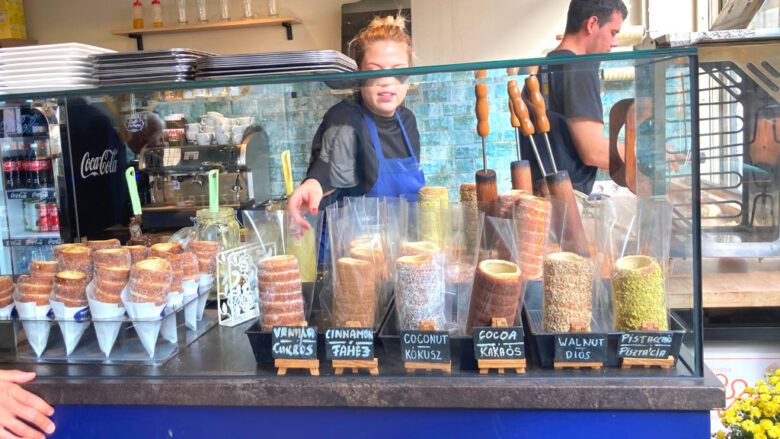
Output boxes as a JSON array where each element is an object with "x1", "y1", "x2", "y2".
[{"x1": 1, "y1": 99, "x2": 129, "y2": 277}]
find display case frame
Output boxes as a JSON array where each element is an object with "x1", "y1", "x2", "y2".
[{"x1": 0, "y1": 47, "x2": 704, "y2": 378}]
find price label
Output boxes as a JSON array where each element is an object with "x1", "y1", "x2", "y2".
[
  {"x1": 617, "y1": 331, "x2": 674, "y2": 359},
  {"x1": 554, "y1": 333, "x2": 607, "y2": 363},
  {"x1": 271, "y1": 325, "x2": 318, "y2": 360},
  {"x1": 473, "y1": 326, "x2": 525, "y2": 360},
  {"x1": 324, "y1": 327, "x2": 374, "y2": 360},
  {"x1": 400, "y1": 330, "x2": 450, "y2": 364}
]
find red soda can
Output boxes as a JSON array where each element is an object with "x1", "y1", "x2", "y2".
[
  {"x1": 38, "y1": 202, "x2": 50, "y2": 233},
  {"x1": 47, "y1": 203, "x2": 59, "y2": 232}
]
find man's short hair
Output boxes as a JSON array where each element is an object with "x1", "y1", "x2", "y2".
[{"x1": 564, "y1": 0, "x2": 628, "y2": 34}]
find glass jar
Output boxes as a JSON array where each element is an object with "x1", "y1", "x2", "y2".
[{"x1": 194, "y1": 207, "x2": 240, "y2": 251}]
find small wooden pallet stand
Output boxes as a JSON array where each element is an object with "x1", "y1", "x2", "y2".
[
  {"x1": 405, "y1": 320, "x2": 451, "y2": 375},
  {"x1": 621, "y1": 322, "x2": 675, "y2": 369},
  {"x1": 332, "y1": 321, "x2": 379, "y2": 376},
  {"x1": 275, "y1": 321, "x2": 320, "y2": 376},
  {"x1": 553, "y1": 322, "x2": 603, "y2": 370},
  {"x1": 478, "y1": 318, "x2": 526, "y2": 375}
]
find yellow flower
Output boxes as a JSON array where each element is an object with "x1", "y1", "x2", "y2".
[
  {"x1": 770, "y1": 376, "x2": 779, "y2": 386},
  {"x1": 714, "y1": 431, "x2": 725, "y2": 439},
  {"x1": 742, "y1": 420, "x2": 756, "y2": 430},
  {"x1": 762, "y1": 420, "x2": 775, "y2": 429},
  {"x1": 761, "y1": 394, "x2": 771, "y2": 402},
  {"x1": 757, "y1": 433, "x2": 768, "y2": 439},
  {"x1": 759, "y1": 385, "x2": 771, "y2": 394},
  {"x1": 775, "y1": 369, "x2": 780, "y2": 376},
  {"x1": 746, "y1": 387, "x2": 756, "y2": 394},
  {"x1": 752, "y1": 406, "x2": 763, "y2": 418},
  {"x1": 758, "y1": 380, "x2": 768, "y2": 386}
]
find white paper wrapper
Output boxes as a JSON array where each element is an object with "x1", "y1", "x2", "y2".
[
  {"x1": 160, "y1": 291, "x2": 183, "y2": 344},
  {"x1": 182, "y1": 280, "x2": 199, "y2": 331},
  {"x1": 50, "y1": 297, "x2": 90, "y2": 356},
  {"x1": 196, "y1": 274, "x2": 214, "y2": 321},
  {"x1": 120, "y1": 285, "x2": 165, "y2": 358},
  {"x1": 0, "y1": 302, "x2": 14, "y2": 319},
  {"x1": 198, "y1": 274, "x2": 214, "y2": 295},
  {"x1": 14, "y1": 297, "x2": 51, "y2": 358},
  {"x1": 86, "y1": 282, "x2": 126, "y2": 357}
]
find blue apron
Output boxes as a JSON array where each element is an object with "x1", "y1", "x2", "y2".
[
  {"x1": 318, "y1": 110, "x2": 425, "y2": 269},
  {"x1": 363, "y1": 111, "x2": 426, "y2": 199}
]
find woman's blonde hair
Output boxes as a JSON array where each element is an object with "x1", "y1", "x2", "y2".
[{"x1": 349, "y1": 15, "x2": 412, "y2": 68}]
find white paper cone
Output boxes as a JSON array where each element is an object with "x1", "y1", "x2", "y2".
[
  {"x1": 198, "y1": 274, "x2": 214, "y2": 295},
  {"x1": 87, "y1": 282, "x2": 126, "y2": 357},
  {"x1": 196, "y1": 274, "x2": 213, "y2": 322},
  {"x1": 120, "y1": 286, "x2": 164, "y2": 358},
  {"x1": 14, "y1": 298, "x2": 51, "y2": 357},
  {"x1": 50, "y1": 299, "x2": 90, "y2": 356},
  {"x1": 0, "y1": 302, "x2": 14, "y2": 319},
  {"x1": 182, "y1": 280, "x2": 198, "y2": 331},
  {"x1": 196, "y1": 288, "x2": 209, "y2": 321}
]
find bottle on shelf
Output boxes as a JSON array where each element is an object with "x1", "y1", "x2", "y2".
[
  {"x1": 26, "y1": 141, "x2": 51, "y2": 190},
  {"x1": 2, "y1": 139, "x2": 20, "y2": 190},
  {"x1": 20, "y1": 142, "x2": 32, "y2": 189},
  {"x1": 133, "y1": 0, "x2": 144, "y2": 29},
  {"x1": 152, "y1": 0, "x2": 163, "y2": 27}
]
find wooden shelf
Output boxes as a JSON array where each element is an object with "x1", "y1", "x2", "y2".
[
  {"x1": 112, "y1": 17, "x2": 301, "y2": 49},
  {"x1": 668, "y1": 257, "x2": 780, "y2": 308}
]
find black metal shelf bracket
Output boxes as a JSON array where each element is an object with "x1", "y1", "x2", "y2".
[
  {"x1": 129, "y1": 33, "x2": 144, "y2": 51},
  {"x1": 282, "y1": 22, "x2": 293, "y2": 40}
]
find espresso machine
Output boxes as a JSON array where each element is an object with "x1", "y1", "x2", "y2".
[{"x1": 137, "y1": 129, "x2": 270, "y2": 230}]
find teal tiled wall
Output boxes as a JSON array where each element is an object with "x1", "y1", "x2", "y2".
[{"x1": 154, "y1": 61, "x2": 695, "y2": 202}]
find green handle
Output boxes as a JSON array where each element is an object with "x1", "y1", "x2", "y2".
[
  {"x1": 209, "y1": 169, "x2": 219, "y2": 213},
  {"x1": 125, "y1": 167, "x2": 142, "y2": 216}
]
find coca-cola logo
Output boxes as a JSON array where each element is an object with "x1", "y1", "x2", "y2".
[{"x1": 80, "y1": 149, "x2": 118, "y2": 179}]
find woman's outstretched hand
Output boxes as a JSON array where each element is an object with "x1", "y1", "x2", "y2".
[{"x1": 287, "y1": 179, "x2": 323, "y2": 230}]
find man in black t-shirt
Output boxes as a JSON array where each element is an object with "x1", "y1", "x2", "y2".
[{"x1": 539, "y1": 0, "x2": 627, "y2": 193}]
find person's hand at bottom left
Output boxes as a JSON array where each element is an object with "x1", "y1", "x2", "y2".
[{"x1": 0, "y1": 370, "x2": 55, "y2": 439}]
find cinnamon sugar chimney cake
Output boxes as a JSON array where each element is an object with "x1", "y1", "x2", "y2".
[
  {"x1": 257, "y1": 255, "x2": 305, "y2": 331},
  {"x1": 333, "y1": 257, "x2": 376, "y2": 327}
]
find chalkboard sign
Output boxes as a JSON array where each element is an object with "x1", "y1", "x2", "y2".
[
  {"x1": 271, "y1": 325, "x2": 318, "y2": 360},
  {"x1": 617, "y1": 331, "x2": 674, "y2": 359},
  {"x1": 325, "y1": 327, "x2": 374, "y2": 360},
  {"x1": 553, "y1": 333, "x2": 607, "y2": 363},
  {"x1": 472, "y1": 326, "x2": 525, "y2": 360},
  {"x1": 400, "y1": 330, "x2": 450, "y2": 364}
]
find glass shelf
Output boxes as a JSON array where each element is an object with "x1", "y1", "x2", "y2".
[{"x1": 0, "y1": 47, "x2": 697, "y2": 102}]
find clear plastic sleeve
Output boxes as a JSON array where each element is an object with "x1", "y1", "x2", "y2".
[
  {"x1": 327, "y1": 211, "x2": 382, "y2": 329},
  {"x1": 542, "y1": 199, "x2": 595, "y2": 333},
  {"x1": 243, "y1": 208, "x2": 324, "y2": 329},
  {"x1": 593, "y1": 196, "x2": 673, "y2": 331},
  {"x1": 464, "y1": 208, "x2": 524, "y2": 333},
  {"x1": 395, "y1": 198, "x2": 448, "y2": 331}
]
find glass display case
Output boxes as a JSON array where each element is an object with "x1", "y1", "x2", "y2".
[{"x1": 0, "y1": 47, "x2": 703, "y2": 377}]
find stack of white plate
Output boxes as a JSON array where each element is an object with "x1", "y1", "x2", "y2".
[
  {"x1": 196, "y1": 50, "x2": 356, "y2": 80},
  {"x1": 0, "y1": 43, "x2": 115, "y2": 94},
  {"x1": 91, "y1": 49, "x2": 214, "y2": 86}
]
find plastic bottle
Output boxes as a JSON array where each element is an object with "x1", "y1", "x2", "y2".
[
  {"x1": 133, "y1": 0, "x2": 144, "y2": 29},
  {"x1": 152, "y1": 0, "x2": 163, "y2": 27},
  {"x1": 2, "y1": 140, "x2": 19, "y2": 190}
]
